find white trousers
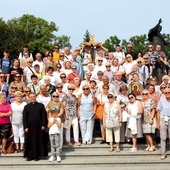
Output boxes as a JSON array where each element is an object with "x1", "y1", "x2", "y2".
[
  {"x1": 65, "y1": 116, "x2": 79, "y2": 143},
  {"x1": 12, "y1": 123, "x2": 24, "y2": 143},
  {"x1": 79, "y1": 117, "x2": 94, "y2": 143},
  {"x1": 106, "y1": 127, "x2": 120, "y2": 143}
]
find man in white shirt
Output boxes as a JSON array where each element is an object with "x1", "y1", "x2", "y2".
[
  {"x1": 33, "y1": 53, "x2": 44, "y2": 72},
  {"x1": 113, "y1": 45, "x2": 125, "y2": 65}
]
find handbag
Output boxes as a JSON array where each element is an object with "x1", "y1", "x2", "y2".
[
  {"x1": 5, "y1": 141, "x2": 15, "y2": 154},
  {"x1": 142, "y1": 123, "x2": 155, "y2": 134},
  {"x1": 122, "y1": 110, "x2": 129, "y2": 122},
  {"x1": 95, "y1": 94, "x2": 104, "y2": 120},
  {"x1": 63, "y1": 118, "x2": 72, "y2": 130}
]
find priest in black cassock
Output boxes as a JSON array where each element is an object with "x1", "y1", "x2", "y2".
[{"x1": 23, "y1": 92, "x2": 48, "y2": 161}]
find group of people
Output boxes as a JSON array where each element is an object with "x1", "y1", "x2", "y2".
[{"x1": 0, "y1": 42, "x2": 170, "y2": 162}]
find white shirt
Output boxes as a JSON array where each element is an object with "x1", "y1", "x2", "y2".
[
  {"x1": 24, "y1": 66, "x2": 35, "y2": 85},
  {"x1": 49, "y1": 117, "x2": 61, "y2": 135},
  {"x1": 113, "y1": 51, "x2": 125, "y2": 64},
  {"x1": 11, "y1": 102, "x2": 27, "y2": 124},
  {"x1": 36, "y1": 94, "x2": 51, "y2": 107},
  {"x1": 33, "y1": 60, "x2": 44, "y2": 72}
]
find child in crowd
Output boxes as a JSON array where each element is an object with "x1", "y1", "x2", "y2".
[{"x1": 48, "y1": 106, "x2": 61, "y2": 162}]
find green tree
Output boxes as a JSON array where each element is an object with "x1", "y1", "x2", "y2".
[
  {"x1": 103, "y1": 35, "x2": 121, "y2": 52},
  {"x1": 7, "y1": 14, "x2": 59, "y2": 56},
  {"x1": 128, "y1": 34, "x2": 149, "y2": 54},
  {"x1": 83, "y1": 30, "x2": 91, "y2": 42},
  {"x1": 54, "y1": 35, "x2": 72, "y2": 49},
  {"x1": 0, "y1": 18, "x2": 13, "y2": 57}
]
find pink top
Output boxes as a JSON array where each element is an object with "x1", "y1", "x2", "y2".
[{"x1": 0, "y1": 103, "x2": 12, "y2": 124}]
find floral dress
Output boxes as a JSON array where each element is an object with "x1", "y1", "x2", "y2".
[
  {"x1": 142, "y1": 99, "x2": 156, "y2": 124},
  {"x1": 62, "y1": 94, "x2": 77, "y2": 117}
]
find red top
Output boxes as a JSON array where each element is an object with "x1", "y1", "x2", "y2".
[{"x1": 0, "y1": 103, "x2": 12, "y2": 124}]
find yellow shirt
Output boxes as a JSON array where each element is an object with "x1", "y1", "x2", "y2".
[{"x1": 53, "y1": 52, "x2": 60, "y2": 62}]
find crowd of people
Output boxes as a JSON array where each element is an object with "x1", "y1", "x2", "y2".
[{"x1": 0, "y1": 42, "x2": 170, "y2": 162}]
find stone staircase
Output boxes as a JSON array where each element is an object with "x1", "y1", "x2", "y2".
[{"x1": 0, "y1": 137, "x2": 170, "y2": 167}]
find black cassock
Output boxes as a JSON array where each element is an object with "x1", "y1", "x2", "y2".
[{"x1": 23, "y1": 102, "x2": 48, "y2": 159}]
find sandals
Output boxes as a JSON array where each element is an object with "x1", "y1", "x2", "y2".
[
  {"x1": 129, "y1": 147, "x2": 138, "y2": 152},
  {"x1": 74, "y1": 142, "x2": 81, "y2": 146},
  {"x1": 144, "y1": 147, "x2": 150, "y2": 151},
  {"x1": 109, "y1": 148, "x2": 113, "y2": 152},
  {"x1": 160, "y1": 154, "x2": 167, "y2": 160},
  {"x1": 149, "y1": 146, "x2": 155, "y2": 152}
]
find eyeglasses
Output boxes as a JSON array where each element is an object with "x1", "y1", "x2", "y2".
[
  {"x1": 106, "y1": 66, "x2": 111, "y2": 67},
  {"x1": 15, "y1": 76, "x2": 21, "y2": 78},
  {"x1": 137, "y1": 61, "x2": 142, "y2": 64},
  {"x1": 98, "y1": 60, "x2": 103, "y2": 62},
  {"x1": 129, "y1": 96, "x2": 134, "y2": 100},
  {"x1": 143, "y1": 58, "x2": 148, "y2": 60},
  {"x1": 127, "y1": 46, "x2": 132, "y2": 48},
  {"x1": 68, "y1": 88, "x2": 75, "y2": 91},
  {"x1": 55, "y1": 47, "x2": 59, "y2": 49},
  {"x1": 28, "y1": 61, "x2": 33, "y2": 63},
  {"x1": 57, "y1": 86, "x2": 63, "y2": 89},
  {"x1": 148, "y1": 47, "x2": 153, "y2": 49},
  {"x1": 142, "y1": 93, "x2": 148, "y2": 95},
  {"x1": 161, "y1": 87, "x2": 166, "y2": 89},
  {"x1": 25, "y1": 90, "x2": 31, "y2": 93},
  {"x1": 56, "y1": 66, "x2": 61, "y2": 69},
  {"x1": 11, "y1": 87, "x2": 17, "y2": 89},
  {"x1": 52, "y1": 95, "x2": 59, "y2": 98},
  {"x1": 60, "y1": 55, "x2": 64, "y2": 57},
  {"x1": 72, "y1": 68, "x2": 77, "y2": 70},
  {"x1": 60, "y1": 76, "x2": 66, "y2": 79},
  {"x1": 103, "y1": 88, "x2": 109, "y2": 90},
  {"x1": 83, "y1": 88, "x2": 89, "y2": 90},
  {"x1": 108, "y1": 96, "x2": 113, "y2": 99}
]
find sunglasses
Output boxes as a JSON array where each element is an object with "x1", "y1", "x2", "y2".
[
  {"x1": 161, "y1": 87, "x2": 166, "y2": 89},
  {"x1": 129, "y1": 96, "x2": 134, "y2": 100},
  {"x1": 55, "y1": 47, "x2": 59, "y2": 49},
  {"x1": 138, "y1": 61, "x2": 142, "y2": 64},
  {"x1": 52, "y1": 95, "x2": 59, "y2": 98},
  {"x1": 165, "y1": 92, "x2": 170, "y2": 94},
  {"x1": 98, "y1": 60, "x2": 103, "y2": 62},
  {"x1": 108, "y1": 96, "x2": 113, "y2": 99},
  {"x1": 72, "y1": 68, "x2": 77, "y2": 70},
  {"x1": 15, "y1": 76, "x2": 21, "y2": 78},
  {"x1": 83, "y1": 88, "x2": 89, "y2": 90},
  {"x1": 68, "y1": 88, "x2": 75, "y2": 91},
  {"x1": 28, "y1": 61, "x2": 33, "y2": 63},
  {"x1": 57, "y1": 86, "x2": 63, "y2": 89},
  {"x1": 60, "y1": 76, "x2": 66, "y2": 79},
  {"x1": 60, "y1": 55, "x2": 64, "y2": 57},
  {"x1": 56, "y1": 66, "x2": 61, "y2": 69},
  {"x1": 11, "y1": 87, "x2": 17, "y2": 89},
  {"x1": 148, "y1": 47, "x2": 153, "y2": 48},
  {"x1": 106, "y1": 66, "x2": 111, "y2": 67},
  {"x1": 142, "y1": 93, "x2": 148, "y2": 95},
  {"x1": 143, "y1": 58, "x2": 148, "y2": 59},
  {"x1": 25, "y1": 90, "x2": 31, "y2": 93},
  {"x1": 103, "y1": 88, "x2": 109, "y2": 90},
  {"x1": 0, "y1": 76, "x2": 5, "y2": 78}
]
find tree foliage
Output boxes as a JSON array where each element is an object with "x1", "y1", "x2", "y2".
[
  {"x1": 83, "y1": 30, "x2": 91, "y2": 42},
  {"x1": 54, "y1": 35, "x2": 72, "y2": 49},
  {"x1": 0, "y1": 14, "x2": 71, "y2": 58}
]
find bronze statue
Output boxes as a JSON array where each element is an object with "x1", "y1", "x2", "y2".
[{"x1": 148, "y1": 18, "x2": 168, "y2": 52}]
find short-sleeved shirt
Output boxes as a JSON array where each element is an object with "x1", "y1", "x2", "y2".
[
  {"x1": 157, "y1": 96, "x2": 170, "y2": 116},
  {"x1": 0, "y1": 103, "x2": 12, "y2": 124},
  {"x1": 0, "y1": 58, "x2": 12, "y2": 74}
]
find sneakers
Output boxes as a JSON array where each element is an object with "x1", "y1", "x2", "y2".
[
  {"x1": 49, "y1": 156, "x2": 56, "y2": 162},
  {"x1": 129, "y1": 147, "x2": 138, "y2": 152},
  {"x1": 57, "y1": 156, "x2": 61, "y2": 162}
]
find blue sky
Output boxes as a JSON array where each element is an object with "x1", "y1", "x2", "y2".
[{"x1": 1, "y1": 0, "x2": 170, "y2": 49}]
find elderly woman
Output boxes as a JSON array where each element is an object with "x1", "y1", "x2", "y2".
[
  {"x1": 0, "y1": 93, "x2": 12, "y2": 154},
  {"x1": 160, "y1": 75, "x2": 170, "y2": 88},
  {"x1": 7, "y1": 85, "x2": 18, "y2": 103},
  {"x1": 96, "y1": 84, "x2": 109, "y2": 144},
  {"x1": 103, "y1": 62, "x2": 114, "y2": 83},
  {"x1": 63, "y1": 60, "x2": 72, "y2": 76},
  {"x1": 62, "y1": 84, "x2": 81, "y2": 146},
  {"x1": 67, "y1": 65, "x2": 81, "y2": 84},
  {"x1": 78, "y1": 84, "x2": 96, "y2": 145},
  {"x1": 73, "y1": 78, "x2": 81, "y2": 97},
  {"x1": 56, "y1": 83, "x2": 66, "y2": 102},
  {"x1": 23, "y1": 87, "x2": 31, "y2": 103},
  {"x1": 111, "y1": 58, "x2": 124, "y2": 75},
  {"x1": 23, "y1": 58, "x2": 35, "y2": 85},
  {"x1": 141, "y1": 89, "x2": 156, "y2": 152},
  {"x1": 116, "y1": 85, "x2": 129, "y2": 143},
  {"x1": 103, "y1": 92, "x2": 122, "y2": 152},
  {"x1": 123, "y1": 54, "x2": 136, "y2": 77},
  {"x1": 126, "y1": 93, "x2": 143, "y2": 152},
  {"x1": 46, "y1": 92, "x2": 64, "y2": 151},
  {"x1": 11, "y1": 91, "x2": 27, "y2": 153}
]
